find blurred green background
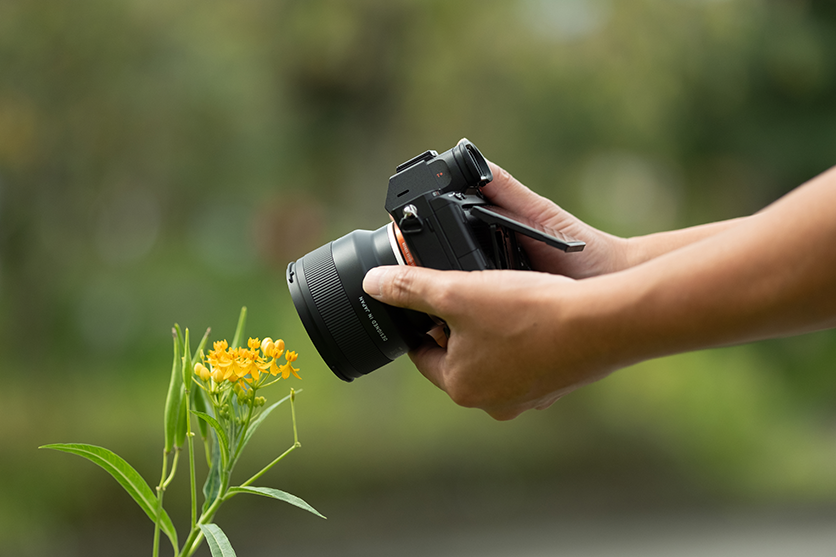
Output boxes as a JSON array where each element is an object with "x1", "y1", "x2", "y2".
[{"x1": 3, "y1": 0, "x2": 836, "y2": 555}]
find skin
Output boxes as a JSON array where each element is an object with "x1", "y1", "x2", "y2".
[{"x1": 362, "y1": 160, "x2": 836, "y2": 421}]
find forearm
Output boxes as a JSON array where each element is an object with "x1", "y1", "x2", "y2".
[
  {"x1": 622, "y1": 218, "x2": 747, "y2": 269},
  {"x1": 584, "y1": 166, "x2": 836, "y2": 367}
]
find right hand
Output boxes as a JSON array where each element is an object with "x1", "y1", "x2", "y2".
[
  {"x1": 483, "y1": 161, "x2": 629, "y2": 279},
  {"x1": 362, "y1": 265, "x2": 618, "y2": 420}
]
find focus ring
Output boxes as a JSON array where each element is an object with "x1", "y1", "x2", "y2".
[{"x1": 304, "y1": 243, "x2": 384, "y2": 371}]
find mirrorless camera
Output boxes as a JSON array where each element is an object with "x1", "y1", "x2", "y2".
[{"x1": 286, "y1": 139, "x2": 585, "y2": 381}]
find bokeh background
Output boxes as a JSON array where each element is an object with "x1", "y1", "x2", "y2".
[{"x1": 3, "y1": 0, "x2": 836, "y2": 555}]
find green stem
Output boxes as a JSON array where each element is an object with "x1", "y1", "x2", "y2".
[
  {"x1": 162, "y1": 449, "x2": 180, "y2": 490},
  {"x1": 237, "y1": 443, "x2": 298, "y2": 489},
  {"x1": 290, "y1": 388, "x2": 299, "y2": 446},
  {"x1": 185, "y1": 390, "x2": 197, "y2": 530},
  {"x1": 153, "y1": 449, "x2": 169, "y2": 557},
  {"x1": 178, "y1": 473, "x2": 229, "y2": 557},
  {"x1": 238, "y1": 389, "x2": 301, "y2": 489},
  {"x1": 229, "y1": 398, "x2": 256, "y2": 468},
  {"x1": 178, "y1": 388, "x2": 302, "y2": 557}
]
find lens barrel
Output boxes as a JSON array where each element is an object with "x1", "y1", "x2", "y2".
[{"x1": 287, "y1": 223, "x2": 433, "y2": 381}]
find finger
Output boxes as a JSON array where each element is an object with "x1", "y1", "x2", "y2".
[
  {"x1": 426, "y1": 324, "x2": 449, "y2": 348},
  {"x1": 408, "y1": 338, "x2": 448, "y2": 391},
  {"x1": 482, "y1": 161, "x2": 557, "y2": 220},
  {"x1": 362, "y1": 265, "x2": 456, "y2": 315}
]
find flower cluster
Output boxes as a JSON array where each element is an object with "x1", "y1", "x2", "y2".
[
  {"x1": 43, "y1": 308, "x2": 321, "y2": 557},
  {"x1": 194, "y1": 337, "x2": 300, "y2": 390}
]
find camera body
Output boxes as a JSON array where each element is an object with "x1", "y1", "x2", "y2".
[
  {"x1": 386, "y1": 143, "x2": 510, "y2": 271},
  {"x1": 385, "y1": 140, "x2": 584, "y2": 272},
  {"x1": 286, "y1": 140, "x2": 584, "y2": 382}
]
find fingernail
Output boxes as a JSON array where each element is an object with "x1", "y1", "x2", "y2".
[{"x1": 363, "y1": 267, "x2": 389, "y2": 298}]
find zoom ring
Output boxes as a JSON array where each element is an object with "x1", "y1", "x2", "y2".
[{"x1": 304, "y1": 243, "x2": 384, "y2": 371}]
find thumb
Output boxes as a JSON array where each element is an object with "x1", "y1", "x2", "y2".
[{"x1": 362, "y1": 265, "x2": 448, "y2": 316}]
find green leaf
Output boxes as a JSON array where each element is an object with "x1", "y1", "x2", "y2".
[
  {"x1": 230, "y1": 306, "x2": 247, "y2": 350},
  {"x1": 227, "y1": 486, "x2": 326, "y2": 519},
  {"x1": 191, "y1": 410, "x2": 229, "y2": 468},
  {"x1": 163, "y1": 331, "x2": 182, "y2": 453},
  {"x1": 192, "y1": 385, "x2": 210, "y2": 442},
  {"x1": 192, "y1": 327, "x2": 211, "y2": 362},
  {"x1": 202, "y1": 441, "x2": 222, "y2": 514},
  {"x1": 40, "y1": 443, "x2": 179, "y2": 549},
  {"x1": 199, "y1": 523, "x2": 237, "y2": 557},
  {"x1": 240, "y1": 391, "x2": 294, "y2": 450}
]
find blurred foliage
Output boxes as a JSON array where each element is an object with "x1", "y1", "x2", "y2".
[{"x1": 3, "y1": 0, "x2": 836, "y2": 554}]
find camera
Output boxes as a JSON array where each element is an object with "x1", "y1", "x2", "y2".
[{"x1": 286, "y1": 139, "x2": 585, "y2": 381}]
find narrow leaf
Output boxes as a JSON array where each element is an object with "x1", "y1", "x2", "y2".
[
  {"x1": 227, "y1": 486, "x2": 326, "y2": 519},
  {"x1": 40, "y1": 444, "x2": 179, "y2": 548},
  {"x1": 202, "y1": 441, "x2": 222, "y2": 514},
  {"x1": 192, "y1": 386, "x2": 210, "y2": 441},
  {"x1": 199, "y1": 523, "x2": 237, "y2": 557},
  {"x1": 192, "y1": 327, "x2": 211, "y2": 363},
  {"x1": 191, "y1": 410, "x2": 229, "y2": 468},
  {"x1": 230, "y1": 306, "x2": 247, "y2": 349}
]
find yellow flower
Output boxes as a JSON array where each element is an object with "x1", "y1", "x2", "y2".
[
  {"x1": 278, "y1": 362, "x2": 301, "y2": 380},
  {"x1": 213, "y1": 340, "x2": 228, "y2": 352},
  {"x1": 207, "y1": 341, "x2": 233, "y2": 378},
  {"x1": 247, "y1": 337, "x2": 261, "y2": 351},
  {"x1": 231, "y1": 347, "x2": 258, "y2": 382},
  {"x1": 278, "y1": 351, "x2": 301, "y2": 380}
]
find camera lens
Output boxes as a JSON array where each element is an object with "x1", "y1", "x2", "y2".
[{"x1": 286, "y1": 223, "x2": 434, "y2": 381}]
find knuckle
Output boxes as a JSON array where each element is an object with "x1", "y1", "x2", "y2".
[
  {"x1": 390, "y1": 268, "x2": 418, "y2": 306},
  {"x1": 447, "y1": 386, "x2": 480, "y2": 409},
  {"x1": 429, "y1": 278, "x2": 457, "y2": 314},
  {"x1": 444, "y1": 373, "x2": 484, "y2": 409}
]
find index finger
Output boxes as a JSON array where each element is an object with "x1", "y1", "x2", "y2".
[
  {"x1": 482, "y1": 161, "x2": 558, "y2": 222},
  {"x1": 408, "y1": 336, "x2": 449, "y2": 392}
]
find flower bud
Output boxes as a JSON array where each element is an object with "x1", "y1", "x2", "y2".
[{"x1": 194, "y1": 363, "x2": 211, "y2": 381}]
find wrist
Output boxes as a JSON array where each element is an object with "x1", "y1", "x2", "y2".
[{"x1": 553, "y1": 271, "x2": 653, "y2": 385}]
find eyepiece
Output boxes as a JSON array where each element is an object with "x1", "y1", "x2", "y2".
[{"x1": 453, "y1": 138, "x2": 492, "y2": 186}]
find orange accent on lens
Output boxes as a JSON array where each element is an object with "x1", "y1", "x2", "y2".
[{"x1": 392, "y1": 222, "x2": 417, "y2": 266}]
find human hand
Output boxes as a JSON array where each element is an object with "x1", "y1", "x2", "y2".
[
  {"x1": 483, "y1": 161, "x2": 629, "y2": 279},
  {"x1": 362, "y1": 265, "x2": 622, "y2": 420}
]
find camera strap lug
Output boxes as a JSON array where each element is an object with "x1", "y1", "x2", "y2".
[{"x1": 398, "y1": 204, "x2": 424, "y2": 234}]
